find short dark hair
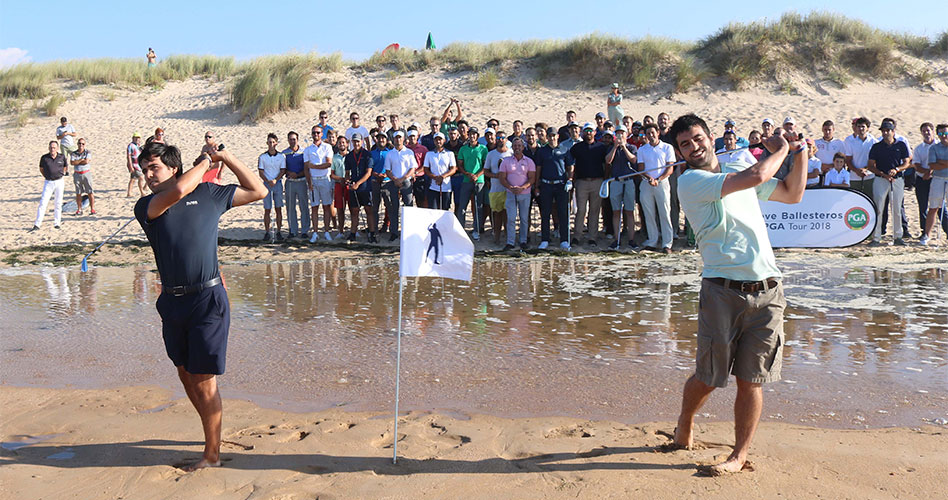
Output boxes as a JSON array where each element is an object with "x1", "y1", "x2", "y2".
[
  {"x1": 643, "y1": 123, "x2": 660, "y2": 133},
  {"x1": 60, "y1": 116, "x2": 67, "y2": 122},
  {"x1": 288, "y1": 131, "x2": 299, "y2": 139},
  {"x1": 667, "y1": 114, "x2": 711, "y2": 151},
  {"x1": 139, "y1": 142, "x2": 183, "y2": 177},
  {"x1": 457, "y1": 119, "x2": 469, "y2": 127},
  {"x1": 920, "y1": 122, "x2": 934, "y2": 131},
  {"x1": 513, "y1": 119, "x2": 523, "y2": 126},
  {"x1": 49, "y1": 140, "x2": 58, "y2": 147},
  {"x1": 267, "y1": 132, "x2": 278, "y2": 141},
  {"x1": 937, "y1": 123, "x2": 948, "y2": 132},
  {"x1": 855, "y1": 117, "x2": 871, "y2": 128},
  {"x1": 566, "y1": 110, "x2": 576, "y2": 116},
  {"x1": 833, "y1": 152, "x2": 846, "y2": 162},
  {"x1": 822, "y1": 120, "x2": 834, "y2": 127}
]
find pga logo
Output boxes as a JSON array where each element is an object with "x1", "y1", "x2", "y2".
[{"x1": 845, "y1": 207, "x2": 868, "y2": 230}]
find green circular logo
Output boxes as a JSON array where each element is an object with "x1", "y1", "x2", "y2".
[{"x1": 845, "y1": 207, "x2": 869, "y2": 230}]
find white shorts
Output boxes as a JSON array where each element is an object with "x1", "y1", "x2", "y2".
[
  {"x1": 929, "y1": 177, "x2": 948, "y2": 209},
  {"x1": 309, "y1": 178, "x2": 333, "y2": 207}
]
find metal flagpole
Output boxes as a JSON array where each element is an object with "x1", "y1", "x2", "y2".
[{"x1": 393, "y1": 274, "x2": 404, "y2": 463}]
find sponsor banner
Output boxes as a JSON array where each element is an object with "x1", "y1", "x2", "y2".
[{"x1": 759, "y1": 188, "x2": 874, "y2": 248}]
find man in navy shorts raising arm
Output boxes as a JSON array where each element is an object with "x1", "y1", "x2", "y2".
[{"x1": 134, "y1": 142, "x2": 267, "y2": 471}]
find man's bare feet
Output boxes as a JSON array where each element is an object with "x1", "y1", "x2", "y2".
[
  {"x1": 673, "y1": 425, "x2": 693, "y2": 449},
  {"x1": 699, "y1": 458, "x2": 754, "y2": 477},
  {"x1": 179, "y1": 457, "x2": 222, "y2": 472}
]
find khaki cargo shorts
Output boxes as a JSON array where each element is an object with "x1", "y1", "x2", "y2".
[{"x1": 695, "y1": 278, "x2": 786, "y2": 388}]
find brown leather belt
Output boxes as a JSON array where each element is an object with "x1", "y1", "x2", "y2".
[{"x1": 705, "y1": 277, "x2": 779, "y2": 293}]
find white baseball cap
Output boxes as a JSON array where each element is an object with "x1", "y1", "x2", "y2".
[{"x1": 783, "y1": 116, "x2": 795, "y2": 125}]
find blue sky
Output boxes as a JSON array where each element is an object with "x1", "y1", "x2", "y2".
[{"x1": 1, "y1": 0, "x2": 946, "y2": 68}]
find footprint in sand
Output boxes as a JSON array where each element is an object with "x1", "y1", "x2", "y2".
[
  {"x1": 371, "y1": 431, "x2": 406, "y2": 449},
  {"x1": 543, "y1": 424, "x2": 594, "y2": 439},
  {"x1": 425, "y1": 421, "x2": 471, "y2": 448}
]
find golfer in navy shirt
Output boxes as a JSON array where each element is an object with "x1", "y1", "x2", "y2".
[{"x1": 134, "y1": 142, "x2": 267, "y2": 471}]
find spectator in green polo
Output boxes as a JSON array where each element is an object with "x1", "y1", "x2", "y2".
[{"x1": 455, "y1": 127, "x2": 488, "y2": 239}]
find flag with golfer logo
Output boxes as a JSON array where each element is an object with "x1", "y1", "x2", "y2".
[{"x1": 399, "y1": 206, "x2": 473, "y2": 281}]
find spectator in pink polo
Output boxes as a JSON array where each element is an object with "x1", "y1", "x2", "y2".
[{"x1": 499, "y1": 137, "x2": 536, "y2": 251}]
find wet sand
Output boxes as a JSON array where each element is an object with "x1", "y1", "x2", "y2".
[{"x1": 2, "y1": 385, "x2": 946, "y2": 500}]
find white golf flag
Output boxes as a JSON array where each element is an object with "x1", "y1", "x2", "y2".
[{"x1": 399, "y1": 206, "x2": 473, "y2": 281}]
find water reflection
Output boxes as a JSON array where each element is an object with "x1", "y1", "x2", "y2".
[{"x1": 0, "y1": 257, "x2": 945, "y2": 428}]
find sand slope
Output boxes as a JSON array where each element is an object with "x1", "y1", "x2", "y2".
[
  {"x1": 1, "y1": 386, "x2": 946, "y2": 500},
  {"x1": 2, "y1": 65, "x2": 948, "y2": 257}
]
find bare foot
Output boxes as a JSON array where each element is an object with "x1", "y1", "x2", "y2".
[
  {"x1": 179, "y1": 457, "x2": 222, "y2": 472},
  {"x1": 673, "y1": 425, "x2": 693, "y2": 449},
  {"x1": 699, "y1": 458, "x2": 754, "y2": 477}
]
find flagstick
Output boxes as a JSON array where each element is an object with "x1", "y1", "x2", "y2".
[{"x1": 393, "y1": 274, "x2": 404, "y2": 464}]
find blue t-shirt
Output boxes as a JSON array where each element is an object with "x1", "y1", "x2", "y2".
[
  {"x1": 868, "y1": 140, "x2": 909, "y2": 178},
  {"x1": 319, "y1": 124, "x2": 334, "y2": 140},
  {"x1": 535, "y1": 143, "x2": 573, "y2": 181},
  {"x1": 928, "y1": 142, "x2": 948, "y2": 179},
  {"x1": 282, "y1": 147, "x2": 305, "y2": 175},
  {"x1": 609, "y1": 144, "x2": 638, "y2": 178},
  {"x1": 135, "y1": 183, "x2": 237, "y2": 288},
  {"x1": 677, "y1": 160, "x2": 780, "y2": 282},
  {"x1": 370, "y1": 148, "x2": 389, "y2": 174}
]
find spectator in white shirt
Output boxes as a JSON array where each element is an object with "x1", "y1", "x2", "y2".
[
  {"x1": 344, "y1": 112, "x2": 370, "y2": 151},
  {"x1": 844, "y1": 117, "x2": 877, "y2": 199},
  {"x1": 814, "y1": 120, "x2": 847, "y2": 174},
  {"x1": 423, "y1": 133, "x2": 456, "y2": 210},
  {"x1": 381, "y1": 131, "x2": 418, "y2": 240},
  {"x1": 805, "y1": 140, "x2": 823, "y2": 187},
  {"x1": 823, "y1": 153, "x2": 850, "y2": 188},
  {"x1": 304, "y1": 125, "x2": 335, "y2": 242},
  {"x1": 258, "y1": 132, "x2": 286, "y2": 242},
  {"x1": 716, "y1": 131, "x2": 757, "y2": 164},
  {"x1": 636, "y1": 124, "x2": 676, "y2": 252}
]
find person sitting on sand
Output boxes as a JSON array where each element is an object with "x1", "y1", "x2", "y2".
[
  {"x1": 134, "y1": 141, "x2": 267, "y2": 471},
  {"x1": 666, "y1": 113, "x2": 807, "y2": 476}
]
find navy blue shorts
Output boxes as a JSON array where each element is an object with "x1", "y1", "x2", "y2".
[{"x1": 155, "y1": 284, "x2": 230, "y2": 375}]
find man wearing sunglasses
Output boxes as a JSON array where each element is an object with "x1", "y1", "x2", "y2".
[
  {"x1": 194, "y1": 131, "x2": 224, "y2": 184},
  {"x1": 920, "y1": 124, "x2": 948, "y2": 245}
]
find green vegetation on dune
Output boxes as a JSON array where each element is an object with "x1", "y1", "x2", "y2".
[{"x1": 1, "y1": 12, "x2": 945, "y2": 124}]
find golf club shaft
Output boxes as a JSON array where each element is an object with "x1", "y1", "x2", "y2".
[
  {"x1": 611, "y1": 147, "x2": 752, "y2": 184},
  {"x1": 83, "y1": 217, "x2": 136, "y2": 260}
]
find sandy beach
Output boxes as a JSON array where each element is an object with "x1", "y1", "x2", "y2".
[
  {"x1": 2, "y1": 59, "x2": 948, "y2": 499},
  {"x1": 2, "y1": 64, "x2": 948, "y2": 263},
  {"x1": 2, "y1": 386, "x2": 946, "y2": 500}
]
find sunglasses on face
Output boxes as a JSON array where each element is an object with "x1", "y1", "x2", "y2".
[
  {"x1": 938, "y1": 132, "x2": 948, "y2": 137},
  {"x1": 205, "y1": 135, "x2": 213, "y2": 139}
]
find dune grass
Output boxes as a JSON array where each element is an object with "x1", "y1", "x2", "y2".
[
  {"x1": 1, "y1": 12, "x2": 943, "y2": 123},
  {"x1": 694, "y1": 12, "x2": 940, "y2": 88},
  {"x1": 475, "y1": 69, "x2": 500, "y2": 91},
  {"x1": 43, "y1": 93, "x2": 65, "y2": 116}
]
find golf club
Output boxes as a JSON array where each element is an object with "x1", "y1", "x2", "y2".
[
  {"x1": 599, "y1": 147, "x2": 752, "y2": 199},
  {"x1": 80, "y1": 217, "x2": 136, "y2": 272}
]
